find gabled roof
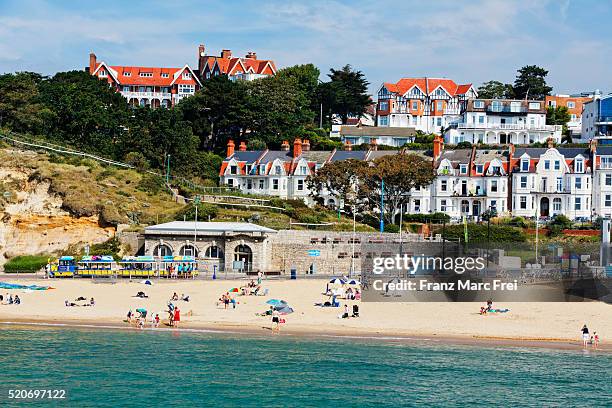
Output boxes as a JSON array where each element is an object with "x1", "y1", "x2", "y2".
[
  {"x1": 95, "y1": 63, "x2": 200, "y2": 87},
  {"x1": 202, "y1": 55, "x2": 277, "y2": 76},
  {"x1": 381, "y1": 78, "x2": 474, "y2": 98}
]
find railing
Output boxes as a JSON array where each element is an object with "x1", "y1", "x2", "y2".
[
  {"x1": 596, "y1": 116, "x2": 612, "y2": 123},
  {"x1": 120, "y1": 91, "x2": 172, "y2": 100},
  {"x1": 487, "y1": 106, "x2": 528, "y2": 113},
  {"x1": 455, "y1": 123, "x2": 561, "y2": 131}
]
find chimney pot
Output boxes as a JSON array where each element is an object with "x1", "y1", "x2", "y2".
[
  {"x1": 239, "y1": 141, "x2": 247, "y2": 151},
  {"x1": 433, "y1": 135, "x2": 444, "y2": 160},
  {"x1": 221, "y1": 49, "x2": 232, "y2": 59},
  {"x1": 547, "y1": 137, "x2": 554, "y2": 149},
  {"x1": 370, "y1": 138, "x2": 378, "y2": 151},
  {"x1": 293, "y1": 138, "x2": 303, "y2": 157},
  {"x1": 226, "y1": 139, "x2": 235, "y2": 158},
  {"x1": 302, "y1": 139, "x2": 310, "y2": 151},
  {"x1": 281, "y1": 140, "x2": 290, "y2": 151},
  {"x1": 344, "y1": 140, "x2": 352, "y2": 151}
]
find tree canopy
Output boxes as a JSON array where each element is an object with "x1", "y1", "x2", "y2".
[
  {"x1": 477, "y1": 80, "x2": 514, "y2": 99},
  {"x1": 513, "y1": 65, "x2": 552, "y2": 100}
]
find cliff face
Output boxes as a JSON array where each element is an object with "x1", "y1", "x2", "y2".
[{"x1": 0, "y1": 163, "x2": 114, "y2": 265}]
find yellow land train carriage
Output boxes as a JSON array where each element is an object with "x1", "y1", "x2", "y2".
[
  {"x1": 118, "y1": 256, "x2": 159, "y2": 277},
  {"x1": 77, "y1": 256, "x2": 116, "y2": 277},
  {"x1": 159, "y1": 256, "x2": 198, "y2": 278}
]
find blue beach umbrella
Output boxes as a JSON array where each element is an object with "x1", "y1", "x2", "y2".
[
  {"x1": 266, "y1": 299, "x2": 287, "y2": 306},
  {"x1": 347, "y1": 279, "x2": 361, "y2": 285},
  {"x1": 275, "y1": 305, "x2": 294, "y2": 315},
  {"x1": 329, "y1": 278, "x2": 346, "y2": 285}
]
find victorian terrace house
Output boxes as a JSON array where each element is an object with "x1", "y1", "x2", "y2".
[{"x1": 197, "y1": 44, "x2": 277, "y2": 81}]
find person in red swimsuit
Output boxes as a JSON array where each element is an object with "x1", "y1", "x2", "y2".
[{"x1": 174, "y1": 307, "x2": 181, "y2": 328}]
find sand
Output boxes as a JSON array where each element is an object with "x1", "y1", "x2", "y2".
[{"x1": 1, "y1": 278, "x2": 610, "y2": 350}]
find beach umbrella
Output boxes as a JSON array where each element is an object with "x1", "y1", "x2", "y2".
[
  {"x1": 136, "y1": 308, "x2": 147, "y2": 313},
  {"x1": 275, "y1": 305, "x2": 294, "y2": 314},
  {"x1": 329, "y1": 278, "x2": 346, "y2": 285},
  {"x1": 266, "y1": 299, "x2": 287, "y2": 306},
  {"x1": 140, "y1": 279, "x2": 153, "y2": 285},
  {"x1": 347, "y1": 279, "x2": 361, "y2": 285},
  {"x1": 228, "y1": 288, "x2": 240, "y2": 293}
]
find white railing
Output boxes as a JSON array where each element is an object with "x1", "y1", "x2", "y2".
[
  {"x1": 456, "y1": 123, "x2": 561, "y2": 131},
  {"x1": 120, "y1": 91, "x2": 172, "y2": 100}
]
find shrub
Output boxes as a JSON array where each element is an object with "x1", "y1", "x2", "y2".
[
  {"x1": 175, "y1": 203, "x2": 219, "y2": 221},
  {"x1": 137, "y1": 174, "x2": 164, "y2": 195},
  {"x1": 402, "y1": 212, "x2": 450, "y2": 223},
  {"x1": 4, "y1": 255, "x2": 49, "y2": 273},
  {"x1": 89, "y1": 237, "x2": 121, "y2": 260},
  {"x1": 124, "y1": 152, "x2": 149, "y2": 171},
  {"x1": 384, "y1": 224, "x2": 400, "y2": 233},
  {"x1": 441, "y1": 224, "x2": 526, "y2": 243}
]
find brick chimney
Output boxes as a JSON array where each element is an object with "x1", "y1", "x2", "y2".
[
  {"x1": 589, "y1": 138, "x2": 598, "y2": 154},
  {"x1": 239, "y1": 141, "x2": 247, "y2": 151},
  {"x1": 198, "y1": 44, "x2": 206, "y2": 56},
  {"x1": 89, "y1": 53, "x2": 97, "y2": 74},
  {"x1": 226, "y1": 140, "x2": 235, "y2": 158},
  {"x1": 302, "y1": 139, "x2": 310, "y2": 151},
  {"x1": 293, "y1": 138, "x2": 303, "y2": 158},
  {"x1": 547, "y1": 137, "x2": 554, "y2": 149},
  {"x1": 370, "y1": 138, "x2": 378, "y2": 151},
  {"x1": 281, "y1": 140, "x2": 290, "y2": 151},
  {"x1": 221, "y1": 49, "x2": 232, "y2": 59},
  {"x1": 433, "y1": 135, "x2": 444, "y2": 161},
  {"x1": 245, "y1": 51, "x2": 257, "y2": 59},
  {"x1": 344, "y1": 140, "x2": 352, "y2": 151}
]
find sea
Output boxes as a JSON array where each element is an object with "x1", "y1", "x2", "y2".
[{"x1": 0, "y1": 326, "x2": 610, "y2": 407}]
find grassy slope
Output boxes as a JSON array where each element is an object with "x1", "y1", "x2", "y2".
[{"x1": 0, "y1": 147, "x2": 373, "y2": 232}]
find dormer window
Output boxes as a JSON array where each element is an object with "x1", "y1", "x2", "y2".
[
  {"x1": 529, "y1": 102, "x2": 541, "y2": 110},
  {"x1": 300, "y1": 165, "x2": 308, "y2": 175},
  {"x1": 275, "y1": 165, "x2": 282, "y2": 175},
  {"x1": 460, "y1": 164, "x2": 468, "y2": 174},
  {"x1": 182, "y1": 72, "x2": 191, "y2": 79},
  {"x1": 139, "y1": 72, "x2": 153, "y2": 77},
  {"x1": 521, "y1": 159, "x2": 529, "y2": 172},
  {"x1": 475, "y1": 164, "x2": 484, "y2": 174},
  {"x1": 491, "y1": 165, "x2": 500, "y2": 175},
  {"x1": 123, "y1": 71, "x2": 131, "y2": 77},
  {"x1": 161, "y1": 73, "x2": 169, "y2": 78},
  {"x1": 473, "y1": 100, "x2": 484, "y2": 109},
  {"x1": 575, "y1": 159, "x2": 584, "y2": 173},
  {"x1": 98, "y1": 69, "x2": 107, "y2": 77},
  {"x1": 491, "y1": 101, "x2": 503, "y2": 112},
  {"x1": 259, "y1": 164, "x2": 266, "y2": 174},
  {"x1": 230, "y1": 165, "x2": 238, "y2": 175}
]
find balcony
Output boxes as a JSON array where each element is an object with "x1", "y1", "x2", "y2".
[
  {"x1": 454, "y1": 123, "x2": 561, "y2": 132},
  {"x1": 121, "y1": 91, "x2": 172, "y2": 100},
  {"x1": 487, "y1": 106, "x2": 528, "y2": 114},
  {"x1": 596, "y1": 116, "x2": 612, "y2": 124}
]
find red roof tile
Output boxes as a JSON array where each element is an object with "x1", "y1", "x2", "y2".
[{"x1": 384, "y1": 78, "x2": 473, "y2": 97}]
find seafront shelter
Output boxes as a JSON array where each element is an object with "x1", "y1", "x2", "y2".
[{"x1": 143, "y1": 221, "x2": 276, "y2": 274}]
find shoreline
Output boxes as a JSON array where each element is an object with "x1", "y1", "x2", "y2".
[{"x1": 2, "y1": 317, "x2": 610, "y2": 353}]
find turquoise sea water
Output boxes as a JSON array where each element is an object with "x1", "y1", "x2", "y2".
[{"x1": 0, "y1": 326, "x2": 610, "y2": 407}]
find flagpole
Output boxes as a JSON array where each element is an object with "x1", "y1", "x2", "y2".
[
  {"x1": 380, "y1": 178, "x2": 385, "y2": 233},
  {"x1": 535, "y1": 202, "x2": 539, "y2": 265}
]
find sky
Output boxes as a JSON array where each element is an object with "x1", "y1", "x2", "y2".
[{"x1": 0, "y1": 0, "x2": 610, "y2": 95}]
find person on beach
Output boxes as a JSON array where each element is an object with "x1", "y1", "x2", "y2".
[
  {"x1": 172, "y1": 292, "x2": 179, "y2": 301},
  {"x1": 173, "y1": 307, "x2": 181, "y2": 328},
  {"x1": 594, "y1": 332, "x2": 599, "y2": 348},
  {"x1": 271, "y1": 309, "x2": 280, "y2": 333},
  {"x1": 257, "y1": 271, "x2": 263, "y2": 286},
  {"x1": 127, "y1": 310, "x2": 133, "y2": 323},
  {"x1": 90, "y1": 297, "x2": 95, "y2": 306},
  {"x1": 581, "y1": 324, "x2": 590, "y2": 347},
  {"x1": 14, "y1": 295, "x2": 20, "y2": 305},
  {"x1": 154, "y1": 314, "x2": 160, "y2": 328}
]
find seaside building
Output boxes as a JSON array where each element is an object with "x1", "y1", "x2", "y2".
[
  {"x1": 546, "y1": 92, "x2": 594, "y2": 141},
  {"x1": 144, "y1": 221, "x2": 276, "y2": 273},
  {"x1": 197, "y1": 44, "x2": 277, "y2": 82},
  {"x1": 582, "y1": 92, "x2": 612, "y2": 141},
  {"x1": 430, "y1": 136, "x2": 510, "y2": 219},
  {"x1": 509, "y1": 144, "x2": 593, "y2": 220},
  {"x1": 592, "y1": 142, "x2": 612, "y2": 219},
  {"x1": 444, "y1": 99, "x2": 563, "y2": 145},
  {"x1": 86, "y1": 53, "x2": 201, "y2": 107},
  {"x1": 376, "y1": 77, "x2": 476, "y2": 134},
  {"x1": 338, "y1": 126, "x2": 417, "y2": 148}
]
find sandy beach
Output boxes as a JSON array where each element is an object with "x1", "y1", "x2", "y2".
[{"x1": 1, "y1": 278, "x2": 610, "y2": 350}]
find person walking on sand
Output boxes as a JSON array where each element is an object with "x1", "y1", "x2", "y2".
[
  {"x1": 594, "y1": 332, "x2": 599, "y2": 348},
  {"x1": 154, "y1": 314, "x2": 160, "y2": 328},
  {"x1": 174, "y1": 307, "x2": 181, "y2": 328},
  {"x1": 257, "y1": 271, "x2": 263, "y2": 286},
  {"x1": 271, "y1": 309, "x2": 280, "y2": 333},
  {"x1": 581, "y1": 324, "x2": 590, "y2": 347},
  {"x1": 127, "y1": 310, "x2": 133, "y2": 323}
]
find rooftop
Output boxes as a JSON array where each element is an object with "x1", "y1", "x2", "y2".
[{"x1": 145, "y1": 221, "x2": 277, "y2": 235}]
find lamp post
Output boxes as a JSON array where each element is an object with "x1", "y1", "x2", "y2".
[
  {"x1": 165, "y1": 154, "x2": 171, "y2": 184},
  {"x1": 380, "y1": 178, "x2": 385, "y2": 233},
  {"x1": 350, "y1": 206, "x2": 356, "y2": 278}
]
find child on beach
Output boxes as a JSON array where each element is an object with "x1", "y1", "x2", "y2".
[
  {"x1": 154, "y1": 314, "x2": 160, "y2": 328},
  {"x1": 173, "y1": 307, "x2": 181, "y2": 328},
  {"x1": 594, "y1": 332, "x2": 599, "y2": 348}
]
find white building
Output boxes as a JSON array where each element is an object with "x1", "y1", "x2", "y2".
[
  {"x1": 582, "y1": 92, "x2": 612, "y2": 141},
  {"x1": 511, "y1": 147, "x2": 593, "y2": 220},
  {"x1": 445, "y1": 99, "x2": 562, "y2": 145},
  {"x1": 376, "y1": 78, "x2": 476, "y2": 134},
  {"x1": 338, "y1": 126, "x2": 417, "y2": 148},
  {"x1": 592, "y1": 144, "x2": 612, "y2": 219}
]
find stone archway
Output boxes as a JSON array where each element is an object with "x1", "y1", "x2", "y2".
[
  {"x1": 540, "y1": 197, "x2": 550, "y2": 217},
  {"x1": 153, "y1": 244, "x2": 173, "y2": 257},
  {"x1": 234, "y1": 244, "x2": 253, "y2": 272}
]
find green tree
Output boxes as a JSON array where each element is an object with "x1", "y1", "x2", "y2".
[
  {"x1": 306, "y1": 158, "x2": 370, "y2": 214},
  {"x1": 359, "y1": 154, "x2": 436, "y2": 224},
  {"x1": 547, "y1": 106, "x2": 572, "y2": 144},
  {"x1": 477, "y1": 80, "x2": 514, "y2": 99},
  {"x1": 38, "y1": 70, "x2": 130, "y2": 157},
  {"x1": 324, "y1": 64, "x2": 370, "y2": 124},
  {"x1": 0, "y1": 72, "x2": 49, "y2": 133},
  {"x1": 179, "y1": 75, "x2": 250, "y2": 151},
  {"x1": 513, "y1": 65, "x2": 552, "y2": 100},
  {"x1": 276, "y1": 64, "x2": 321, "y2": 125}
]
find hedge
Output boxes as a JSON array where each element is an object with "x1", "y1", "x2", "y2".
[{"x1": 4, "y1": 255, "x2": 49, "y2": 273}]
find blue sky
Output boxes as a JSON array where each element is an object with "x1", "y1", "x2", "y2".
[{"x1": 0, "y1": 0, "x2": 610, "y2": 95}]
